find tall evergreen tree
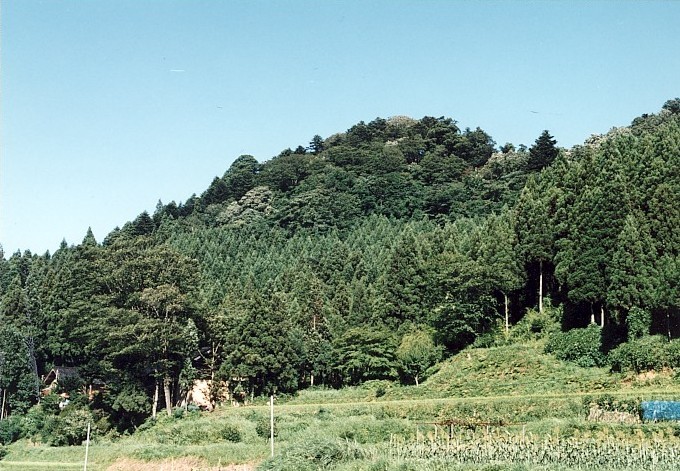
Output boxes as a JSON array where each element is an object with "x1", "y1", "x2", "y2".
[{"x1": 527, "y1": 130, "x2": 559, "y2": 171}]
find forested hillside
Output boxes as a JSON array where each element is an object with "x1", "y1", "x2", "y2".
[{"x1": 1, "y1": 100, "x2": 679, "y2": 434}]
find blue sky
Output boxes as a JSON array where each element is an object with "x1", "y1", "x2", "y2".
[{"x1": 1, "y1": 0, "x2": 679, "y2": 255}]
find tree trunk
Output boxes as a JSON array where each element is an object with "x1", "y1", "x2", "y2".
[
  {"x1": 152, "y1": 380, "x2": 159, "y2": 419},
  {"x1": 504, "y1": 292, "x2": 510, "y2": 335},
  {"x1": 1, "y1": 389, "x2": 6, "y2": 420},
  {"x1": 164, "y1": 376, "x2": 172, "y2": 417},
  {"x1": 538, "y1": 260, "x2": 544, "y2": 314},
  {"x1": 415, "y1": 375, "x2": 419, "y2": 387},
  {"x1": 310, "y1": 373, "x2": 314, "y2": 387},
  {"x1": 600, "y1": 305, "x2": 605, "y2": 328},
  {"x1": 590, "y1": 304, "x2": 596, "y2": 325}
]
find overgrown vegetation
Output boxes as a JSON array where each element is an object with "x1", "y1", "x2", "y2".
[{"x1": 0, "y1": 100, "x2": 679, "y2": 470}]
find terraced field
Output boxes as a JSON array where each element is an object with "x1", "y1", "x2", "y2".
[{"x1": 3, "y1": 343, "x2": 680, "y2": 471}]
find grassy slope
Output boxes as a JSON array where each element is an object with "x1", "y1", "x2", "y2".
[{"x1": 3, "y1": 343, "x2": 680, "y2": 470}]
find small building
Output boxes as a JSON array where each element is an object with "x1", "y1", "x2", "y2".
[{"x1": 41, "y1": 367, "x2": 81, "y2": 396}]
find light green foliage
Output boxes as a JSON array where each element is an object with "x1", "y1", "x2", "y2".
[
  {"x1": 396, "y1": 329, "x2": 442, "y2": 386},
  {"x1": 40, "y1": 406, "x2": 94, "y2": 446}
]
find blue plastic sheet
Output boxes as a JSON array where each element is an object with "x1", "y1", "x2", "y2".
[{"x1": 641, "y1": 401, "x2": 680, "y2": 421}]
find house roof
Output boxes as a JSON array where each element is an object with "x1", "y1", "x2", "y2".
[{"x1": 43, "y1": 366, "x2": 81, "y2": 386}]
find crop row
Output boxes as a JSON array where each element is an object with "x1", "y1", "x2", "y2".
[{"x1": 389, "y1": 433, "x2": 680, "y2": 470}]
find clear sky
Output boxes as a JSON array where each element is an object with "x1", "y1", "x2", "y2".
[{"x1": 1, "y1": 0, "x2": 679, "y2": 256}]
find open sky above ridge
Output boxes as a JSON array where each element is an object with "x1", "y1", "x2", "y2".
[{"x1": 2, "y1": 0, "x2": 679, "y2": 254}]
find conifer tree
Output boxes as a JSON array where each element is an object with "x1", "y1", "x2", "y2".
[
  {"x1": 607, "y1": 213, "x2": 659, "y2": 314},
  {"x1": 527, "y1": 130, "x2": 559, "y2": 171}
]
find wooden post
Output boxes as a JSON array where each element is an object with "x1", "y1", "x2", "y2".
[
  {"x1": 83, "y1": 422, "x2": 91, "y2": 471},
  {"x1": 270, "y1": 395, "x2": 275, "y2": 457}
]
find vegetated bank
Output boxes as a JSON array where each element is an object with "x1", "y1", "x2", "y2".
[{"x1": 0, "y1": 100, "x2": 679, "y2": 469}]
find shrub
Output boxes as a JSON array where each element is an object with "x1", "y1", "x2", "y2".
[
  {"x1": 0, "y1": 415, "x2": 23, "y2": 445},
  {"x1": 545, "y1": 324, "x2": 605, "y2": 367},
  {"x1": 41, "y1": 407, "x2": 95, "y2": 446},
  {"x1": 509, "y1": 307, "x2": 560, "y2": 343},
  {"x1": 255, "y1": 416, "x2": 278, "y2": 439},
  {"x1": 172, "y1": 407, "x2": 185, "y2": 419},
  {"x1": 39, "y1": 393, "x2": 62, "y2": 416},
  {"x1": 0, "y1": 444, "x2": 7, "y2": 460},
  {"x1": 220, "y1": 424, "x2": 242, "y2": 442},
  {"x1": 20, "y1": 404, "x2": 48, "y2": 438},
  {"x1": 608, "y1": 335, "x2": 670, "y2": 373}
]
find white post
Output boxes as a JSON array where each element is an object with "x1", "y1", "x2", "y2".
[
  {"x1": 270, "y1": 395, "x2": 274, "y2": 457},
  {"x1": 83, "y1": 421, "x2": 91, "y2": 471}
]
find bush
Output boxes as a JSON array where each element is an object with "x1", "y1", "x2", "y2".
[
  {"x1": 41, "y1": 407, "x2": 95, "y2": 446},
  {"x1": 0, "y1": 415, "x2": 23, "y2": 445},
  {"x1": 509, "y1": 307, "x2": 560, "y2": 343},
  {"x1": 220, "y1": 424, "x2": 242, "y2": 442},
  {"x1": 255, "y1": 416, "x2": 278, "y2": 439},
  {"x1": 20, "y1": 405, "x2": 48, "y2": 438},
  {"x1": 0, "y1": 444, "x2": 7, "y2": 460},
  {"x1": 608, "y1": 336, "x2": 678, "y2": 373},
  {"x1": 545, "y1": 324, "x2": 605, "y2": 367}
]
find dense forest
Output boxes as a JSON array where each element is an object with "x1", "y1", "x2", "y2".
[{"x1": 1, "y1": 99, "x2": 679, "y2": 436}]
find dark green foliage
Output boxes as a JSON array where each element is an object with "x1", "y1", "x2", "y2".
[
  {"x1": 627, "y1": 307, "x2": 652, "y2": 341},
  {"x1": 545, "y1": 325, "x2": 605, "y2": 367},
  {"x1": 1, "y1": 102, "x2": 678, "y2": 439},
  {"x1": 255, "y1": 415, "x2": 278, "y2": 439},
  {"x1": 663, "y1": 97, "x2": 680, "y2": 114},
  {"x1": 0, "y1": 324, "x2": 39, "y2": 415},
  {"x1": 219, "y1": 290, "x2": 302, "y2": 396},
  {"x1": 527, "y1": 130, "x2": 558, "y2": 171},
  {"x1": 0, "y1": 415, "x2": 23, "y2": 445},
  {"x1": 334, "y1": 327, "x2": 399, "y2": 385},
  {"x1": 608, "y1": 336, "x2": 680, "y2": 373},
  {"x1": 220, "y1": 423, "x2": 242, "y2": 442}
]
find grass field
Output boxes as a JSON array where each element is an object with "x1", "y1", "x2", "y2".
[{"x1": 3, "y1": 343, "x2": 680, "y2": 470}]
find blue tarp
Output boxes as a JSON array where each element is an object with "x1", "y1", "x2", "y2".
[{"x1": 641, "y1": 401, "x2": 680, "y2": 422}]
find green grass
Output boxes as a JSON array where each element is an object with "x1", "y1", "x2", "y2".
[{"x1": 4, "y1": 343, "x2": 680, "y2": 470}]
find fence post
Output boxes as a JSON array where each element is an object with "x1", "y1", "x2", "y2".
[
  {"x1": 270, "y1": 395, "x2": 274, "y2": 457},
  {"x1": 83, "y1": 422, "x2": 91, "y2": 471}
]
